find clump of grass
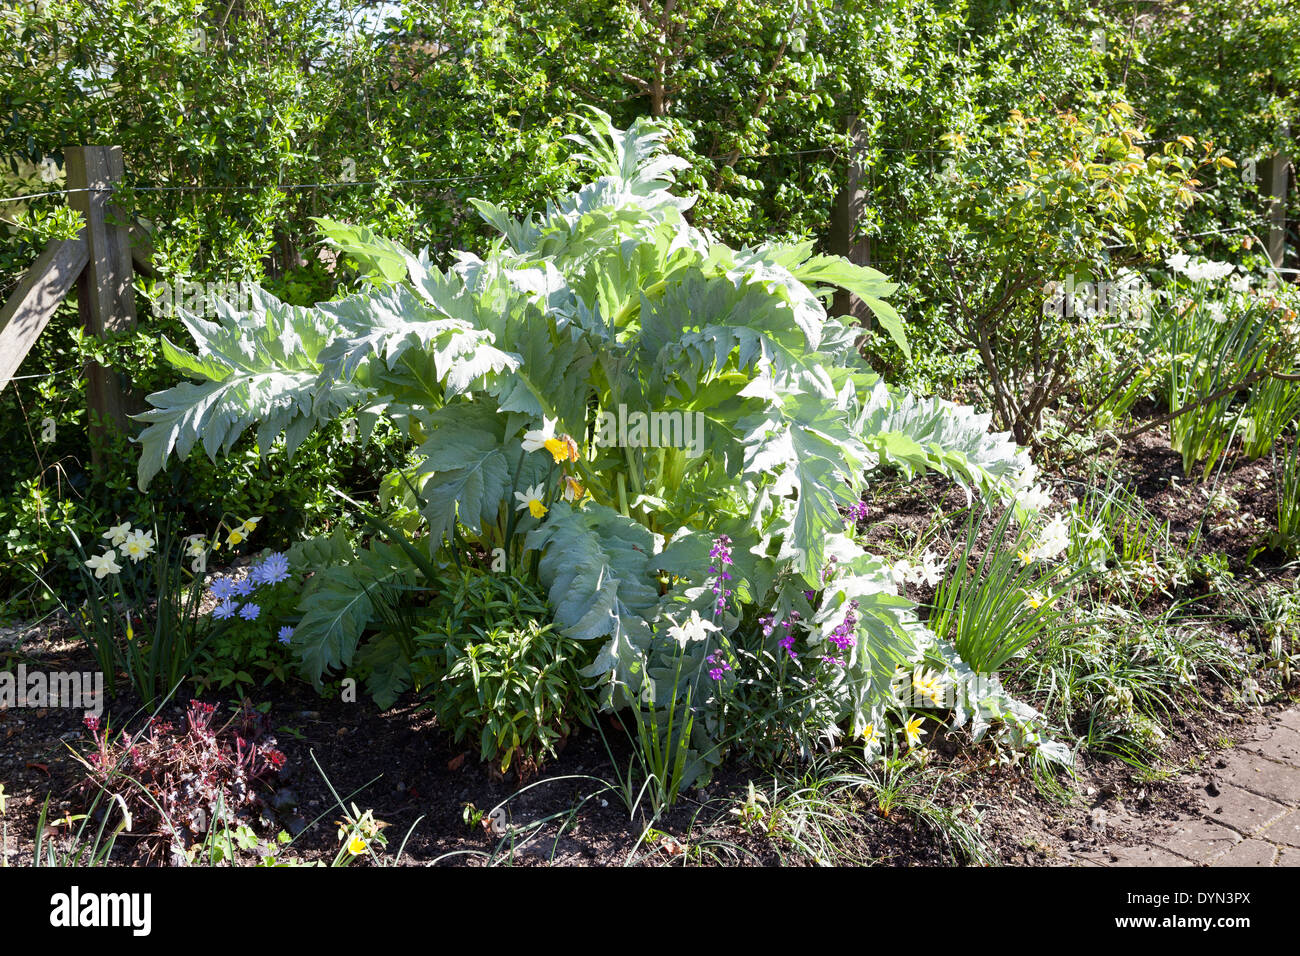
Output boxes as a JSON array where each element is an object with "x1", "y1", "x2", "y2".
[
  {"x1": 710, "y1": 750, "x2": 990, "y2": 866},
  {"x1": 1274, "y1": 438, "x2": 1300, "y2": 555},
  {"x1": 1007, "y1": 601, "x2": 1245, "y2": 766},
  {"x1": 928, "y1": 506, "x2": 1082, "y2": 674}
]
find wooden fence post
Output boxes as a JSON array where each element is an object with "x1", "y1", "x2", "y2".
[
  {"x1": 829, "y1": 115, "x2": 872, "y2": 321},
  {"x1": 1264, "y1": 125, "x2": 1291, "y2": 274},
  {"x1": 65, "y1": 145, "x2": 137, "y2": 460}
]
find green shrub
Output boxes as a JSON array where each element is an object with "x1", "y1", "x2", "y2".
[
  {"x1": 133, "y1": 111, "x2": 1051, "y2": 773},
  {"x1": 419, "y1": 612, "x2": 593, "y2": 776}
]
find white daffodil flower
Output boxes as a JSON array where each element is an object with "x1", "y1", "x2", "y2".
[
  {"x1": 102, "y1": 522, "x2": 132, "y2": 547},
  {"x1": 521, "y1": 417, "x2": 558, "y2": 453},
  {"x1": 1017, "y1": 484, "x2": 1053, "y2": 513},
  {"x1": 120, "y1": 529, "x2": 155, "y2": 563},
  {"x1": 85, "y1": 551, "x2": 122, "y2": 579},
  {"x1": 1033, "y1": 513, "x2": 1069, "y2": 562},
  {"x1": 914, "y1": 549, "x2": 946, "y2": 587}
]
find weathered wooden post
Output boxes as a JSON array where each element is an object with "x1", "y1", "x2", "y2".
[
  {"x1": 1263, "y1": 126, "x2": 1291, "y2": 274},
  {"x1": 829, "y1": 115, "x2": 872, "y2": 321},
  {"x1": 65, "y1": 145, "x2": 137, "y2": 460}
]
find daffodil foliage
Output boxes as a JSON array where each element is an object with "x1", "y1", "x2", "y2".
[{"x1": 136, "y1": 110, "x2": 1038, "y2": 748}]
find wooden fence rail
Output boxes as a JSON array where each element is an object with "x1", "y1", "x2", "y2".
[{"x1": 0, "y1": 145, "x2": 137, "y2": 463}]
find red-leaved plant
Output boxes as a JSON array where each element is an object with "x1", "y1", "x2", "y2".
[{"x1": 75, "y1": 701, "x2": 285, "y2": 863}]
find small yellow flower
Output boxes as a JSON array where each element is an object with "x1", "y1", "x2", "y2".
[
  {"x1": 1016, "y1": 548, "x2": 1035, "y2": 566},
  {"x1": 239, "y1": 516, "x2": 261, "y2": 535},
  {"x1": 862, "y1": 722, "x2": 880, "y2": 748},
  {"x1": 347, "y1": 835, "x2": 367, "y2": 856},
  {"x1": 913, "y1": 673, "x2": 943, "y2": 705},
  {"x1": 904, "y1": 715, "x2": 927, "y2": 749},
  {"x1": 1022, "y1": 589, "x2": 1046, "y2": 610},
  {"x1": 226, "y1": 528, "x2": 245, "y2": 546}
]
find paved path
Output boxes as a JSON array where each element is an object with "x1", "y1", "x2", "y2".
[{"x1": 1070, "y1": 709, "x2": 1300, "y2": 866}]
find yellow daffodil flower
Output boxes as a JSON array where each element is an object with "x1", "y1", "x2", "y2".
[
  {"x1": 543, "y1": 437, "x2": 569, "y2": 463},
  {"x1": 226, "y1": 528, "x2": 245, "y2": 546},
  {"x1": 514, "y1": 483, "x2": 548, "y2": 519},
  {"x1": 239, "y1": 516, "x2": 261, "y2": 535},
  {"x1": 347, "y1": 835, "x2": 366, "y2": 856}
]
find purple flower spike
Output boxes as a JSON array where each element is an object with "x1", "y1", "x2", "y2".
[
  {"x1": 706, "y1": 650, "x2": 732, "y2": 681},
  {"x1": 709, "y1": 535, "x2": 734, "y2": 617}
]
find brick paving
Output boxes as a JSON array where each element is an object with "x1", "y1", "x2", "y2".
[{"x1": 1068, "y1": 708, "x2": 1300, "y2": 867}]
